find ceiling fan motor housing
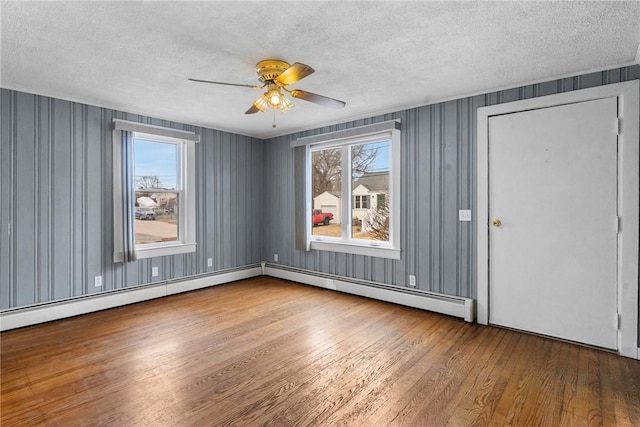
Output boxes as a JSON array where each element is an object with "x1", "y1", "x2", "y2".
[{"x1": 256, "y1": 59, "x2": 291, "y2": 82}]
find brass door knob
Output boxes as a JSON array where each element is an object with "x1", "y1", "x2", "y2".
[{"x1": 492, "y1": 218, "x2": 502, "y2": 227}]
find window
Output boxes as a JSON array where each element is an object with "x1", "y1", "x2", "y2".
[
  {"x1": 298, "y1": 120, "x2": 400, "y2": 259},
  {"x1": 133, "y1": 134, "x2": 181, "y2": 245},
  {"x1": 113, "y1": 120, "x2": 197, "y2": 262},
  {"x1": 354, "y1": 195, "x2": 369, "y2": 209}
]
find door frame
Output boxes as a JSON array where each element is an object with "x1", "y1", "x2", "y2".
[{"x1": 477, "y1": 80, "x2": 639, "y2": 359}]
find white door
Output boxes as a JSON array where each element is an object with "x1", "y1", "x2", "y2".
[{"x1": 488, "y1": 97, "x2": 619, "y2": 349}]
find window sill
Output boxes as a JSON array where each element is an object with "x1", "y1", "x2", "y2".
[
  {"x1": 114, "y1": 242, "x2": 196, "y2": 262},
  {"x1": 137, "y1": 242, "x2": 197, "y2": 259},
  {"x1": 310, "y1": 240, "x2": 400, "y2": 260}
]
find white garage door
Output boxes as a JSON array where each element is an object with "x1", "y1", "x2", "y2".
[{"x1": 321, "y1": 205, "x2": 338, "y2": 223}]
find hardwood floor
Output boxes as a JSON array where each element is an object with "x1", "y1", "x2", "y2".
[{"x1": 2, "y1": 277, "x2": 639, "y2": 426}]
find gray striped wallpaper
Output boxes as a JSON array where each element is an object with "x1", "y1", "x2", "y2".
[
  {"x1": 0, "y1": 90, "x2": 264, "y2": 309},
  {"x1": 262, "y1": 65, "x2": 640, "y2": 301},
  {"x1": 1, "y1": 65, "x2": 639, "y2": 318}
]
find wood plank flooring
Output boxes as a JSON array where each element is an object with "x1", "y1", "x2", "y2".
[{"x1": 2, "y1": 277, "x2": 639, "y2": 426}]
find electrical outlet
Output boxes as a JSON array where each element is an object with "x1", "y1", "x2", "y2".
[
  {"x1": 274, "y1": 253, "x2": 279, "y2": 262},
  {"x1": 207, "y1": 258, "x2": 213, "y2": 267},
  {"x1": 152, "y1": 266, "x2": 159, "y2": 277},
  {"x1": 409, "y1": 275, "x2": 416, "y2": 287},
  {"x1": 94, "y1": 275, "x2": 102, "y2": 287}
]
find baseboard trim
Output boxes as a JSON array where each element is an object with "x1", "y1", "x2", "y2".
[
  {"x1": 264, "y1": 264, "x2": 475, "y2": 322},
  {"x1": 1, "y1": 263, "x2": 476, "y2": 331},
  {"x1": 0, "y1": 266, "x2": 262, "y2": 331}
]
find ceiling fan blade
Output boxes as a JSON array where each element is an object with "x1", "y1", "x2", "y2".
[
  {"x1": 189, "y1": 78, "x2": 261, "y2": 89},
  {"x1": 290, "y1": 89, "x2": 345, "y2": 109},
  {"x1": 276, "y1": 63, "x2": 315, "y2": 86},
  {"x1": 245, "y1": 104, "x2": 261, "y2": 114}
]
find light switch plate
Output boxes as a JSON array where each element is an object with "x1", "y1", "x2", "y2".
[
  {"x1": 94, "y1": 276, "x2": 102, "y2": 287},
  {"x1": 207, "y1": 258, "x2": 213, "y2": 267},
  {"x1": 459, "y1": 209, "x2": 472, "y2": 221},
  {"x1": 152, "y1": 266, "x2": 159, "y2": 277}
]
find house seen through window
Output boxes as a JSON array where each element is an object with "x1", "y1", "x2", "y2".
[{"x1": 311, "y1": 140, "x2": 391, "y2": 243}]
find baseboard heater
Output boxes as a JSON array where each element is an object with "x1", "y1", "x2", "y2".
[
  {"x1": 0, "y1": 264, "x2": 263, "y2": 331},
  {"x1": 263, "y1": 263, "x2": 474, "y2": 322},
  {"x1": 1, "y1": 263, "x2": 474, "y2": 332}
]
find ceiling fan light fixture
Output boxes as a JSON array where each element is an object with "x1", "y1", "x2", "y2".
[
  {"x1": 267, "y1": 89, "x2": 282, "y2": 107},
  {"x1": 278, "y1": 96, "x2": 293, "y2": 112},
  {"x1": 253, "y1": 94, "x2": 269, "y2": 112}
]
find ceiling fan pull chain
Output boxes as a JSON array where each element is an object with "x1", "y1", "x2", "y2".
[{"x1": 272, "y1": 110, "x2": 277, "y2": 128}]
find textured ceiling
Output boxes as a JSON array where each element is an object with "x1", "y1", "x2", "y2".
[{"x1": 2, "y1": 1, "x2": 639, "y2": 139}]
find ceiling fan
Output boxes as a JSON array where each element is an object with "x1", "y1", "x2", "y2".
[{"x1": 189, "y1": 59, "x2": 346, "y2": 115}]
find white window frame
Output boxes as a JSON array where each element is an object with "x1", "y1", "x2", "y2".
[
  {"x1": 113, "y1": 120, "x2": 197, "y2": 261},
  {"x1": 304, "y1": 121, "x2": 401, "y2": 260}
]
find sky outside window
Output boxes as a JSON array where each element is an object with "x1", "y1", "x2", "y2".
[
  {"x1": 134, "y1": 138, "x2": 177, "y2": 189},
  {"x1": 368, "y1": 142, "x2": 389, "y2": 172}
]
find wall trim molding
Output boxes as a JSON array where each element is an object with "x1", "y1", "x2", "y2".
[
  {"x1": 264, "y1": 264, "x2": 474, "y2": 322},
  {"x1": 0, "y1": 265, "x2": 262, "y2": 331}
]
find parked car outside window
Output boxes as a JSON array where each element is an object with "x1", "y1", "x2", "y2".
[{"x1": 135, "y1": 207, "x2": 156, "y2": 220}]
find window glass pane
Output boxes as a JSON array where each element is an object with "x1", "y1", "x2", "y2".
[
  {"x1": 351, "y1": 141, "x2": 389, "y2": 242},
  {"x1": 135, "y1": 191, "x2": 179, "y2": 244},
  {"x1": 134, "y1": 137, "x2": 179, "y2": 245},
  {"x1": 311, "y1": 148, "x2": 341, "y2": 237},
  {"x1": 134, "y1": 138, "x2": 178, "y2": 190}
]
